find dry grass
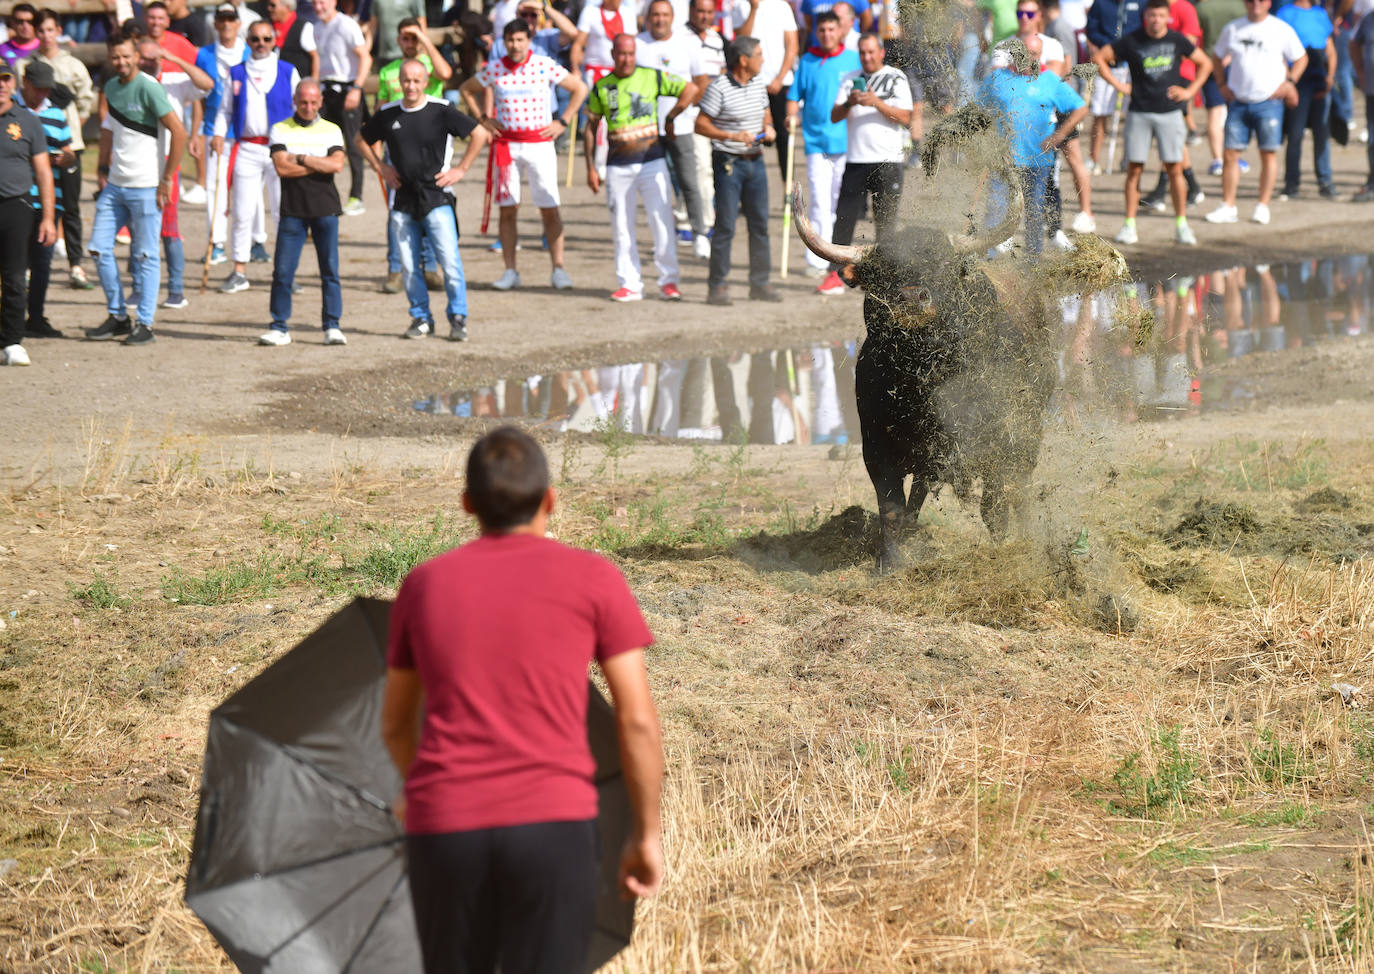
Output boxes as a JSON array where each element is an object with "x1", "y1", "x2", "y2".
[{"x1": 4, "y1": 429, "x2": 1374, "y2": 971}]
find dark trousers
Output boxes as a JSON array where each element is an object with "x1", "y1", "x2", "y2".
[
  {"x1": 709, "y1": 150, "x2": 769, "y2": 290},
  {"x1": 58, "y1": 150, "x2": 84, "y2": 267},
  {"x1": 0, "y1": 197, "x2": 34, "y2": 347},
  {"x1": 829, "y1": 161, "x2": 904, "y2": 271},
  {"x1": 270, "y1": 214, "x2": 342, "y2": 331},
  {"x1": 321, "y1": 83, "x2": 366, "y2": 200},
  {"x1": 27, "y1": 216, "x2": 54, "y2": 324},
  {"x1": 768, "y1": 88, "x2": 790, "y2": 181},
  {"x1": 1284, "y1": 80, "x2": 1333, "y2": 192},
  {"x1": 662, "y1": 133, "x2": 705, "y2": 236},
  {"x1": 1367, "y1": 96, "x2": 1374, "y2": 180},
  {"x1": 406, "y1": 819, "x2": 598, "y2": 974}
]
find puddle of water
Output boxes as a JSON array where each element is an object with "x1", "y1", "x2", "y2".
[{"x1": 414, "y1": 254, "x2": 1371, "y2": 444}]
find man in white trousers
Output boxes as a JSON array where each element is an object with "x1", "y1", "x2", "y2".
[
  {"x1": 786, "y1": 10, "x2": 858, "y2": 282},
  {"x1": 216, "y1": 18, "x2": 299, "y2": 292},
  {"x1": 683, "y1": 0, "x2": 726, "y2": 240},
  {"x1": 585, "y1": 33, "x2": 698, "y2": 301},
  {"x1": 197, "y1": 3, "x2": 252, "y2": 268}
]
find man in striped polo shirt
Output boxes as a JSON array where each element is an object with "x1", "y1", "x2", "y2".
[
  {"x1": 20, "y1": 60, "x2": 71, "y2": 340},
  {"x1": 0, "y1": 60, "x2": 54, "y2": 367},
  {"x1": 261, "y1": 79, "x2": 347, "y2": 346},
  {"x1": 83, "y1": 31, "x2": 187, "y2": 346},
  {"x1": 696, "y1": 34, "x2": 779, "y2": 305}
]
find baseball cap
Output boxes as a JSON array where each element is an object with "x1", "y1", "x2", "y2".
[
  {"x1": 24, "y1": 60, "x2": 54, "y2": 87},
  {"x1": 0, "y1": 63, "x2": 13, "y2": 80},
  {"x1": 214, "y1": 2, "x2": 240, "y2": 18}
]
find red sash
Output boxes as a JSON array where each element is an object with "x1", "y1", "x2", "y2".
[
  {"x1": 600, "y1": 6, "x2": 623, "y2": 39},
  {"x1": 481, "y1": 128, "x2": 549, "y2": 233}
]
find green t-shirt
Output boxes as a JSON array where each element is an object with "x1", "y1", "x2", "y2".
[
  {"x1": 377, "y1": 52, "x2": 444, "y2": 105},
  {"x1": 1197, "y1": 0, "x2": 1246, "y2": 53},
  {"x1": 586, "y1": 66, "x2": 685, "y2": 166},
  {"x1": 103, "y1": 71, "x2": 174, "y2": 188},
  {"x1": 978, "y1": 0, "x2": 1019, "y2": 45}
]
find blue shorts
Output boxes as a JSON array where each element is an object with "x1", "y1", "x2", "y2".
[
  {"x1": 1224, "y1": 98, "x2": 1284, "y2": 152},
  {"x1": 1202, "y1": 77, "x2": 1225, "y2": 110}
]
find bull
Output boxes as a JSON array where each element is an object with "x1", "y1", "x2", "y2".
[{"x1": 791, "y1": 180, "x2": 1121, "y2": 572}]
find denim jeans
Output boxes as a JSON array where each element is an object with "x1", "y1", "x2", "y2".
[
  {"x1": 162, "y1": 235, "x2": 185, "y2": 299},
  {"x1": 1333, "y1": 22, "x2": 1355, "y2": 124},
  {"x1": 90, "y1": 182, "x2": 161, "y2": 326},
  {"x1": 386, "y1": 213, "x2": 435, "y2": 274},
  {"x1": 270, "y1": 214, "x2": 342, "y2": 331},
  {"x1": 1284, "y1": 81, "x2": 1332, "y2": 192},
  {"x1": 1366, "y1": 97, "x2": 1374, "y2": 180},
  {"x1": 709, "y1": 151, "x2": 770, "y2": 290},
  {"x1": 391, "y1": 202, "x2": 466, "y2": 322},
  {"x1": 988, "y1": 166, "x2": 1051, "y2": 256}
]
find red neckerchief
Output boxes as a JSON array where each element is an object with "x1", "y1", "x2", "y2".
[
  {"x1": 600, "y1": 5, "x2": 624, "y2": 38},
  {"x1": 501, "y1": 52, "x2": 528, "y2": 71},
  {"x1": 807, "y1": 45, "x2": 844, "y2": 60}
]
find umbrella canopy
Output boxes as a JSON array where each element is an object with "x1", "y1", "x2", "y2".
[{"x1": 186, "y1": 596, "x2": 634, "y2": 973}]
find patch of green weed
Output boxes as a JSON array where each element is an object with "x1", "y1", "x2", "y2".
[{"x1": 1109, "y1": 726, "x2": 1196, "y2": 817}]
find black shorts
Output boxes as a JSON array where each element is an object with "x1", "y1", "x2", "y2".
[
  {"x1": 407, "y1": 819, "x2": 599, "y2": 974},
  {"x1": 1057, "y1": 110, "x2": 1080, "y2": 143}
]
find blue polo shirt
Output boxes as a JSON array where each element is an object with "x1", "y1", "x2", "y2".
[
  {"x1": 1276, "y1": 4, "x2": 1333, "y2": 50},
  {"x1": 787, "y1": 47, "x2": 860, "y2": 155},
  {"x1": 978, "y1": 69, "x2": 1085, "y2": 168}
]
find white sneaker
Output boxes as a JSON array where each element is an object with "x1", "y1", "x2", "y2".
[
  {"x1": 550, "y1": 266, "x2": 573, "y2": 290},
  {"x1": 51, "y1": 238, "x2": 66, "y2": 261},
  {"x1": 1113, "y1": 223, "x2": 1138, "y2": 244},
  {"x1": 1205, "y1": 204, "x2": 1239, "y2": 224},
  {"x1": 1050, "y1": 230, "x2": 1074, "y2": 251},
  {"x1": 181, "y1": 182, "x2": 207, "y2": 206},
  {"x1": 1175, "y1": 222, "x2": 1197, "y2": 246},
  {"x1": 1251, "y1": 203, "x2": 1271, "y2": 225},
  {"x1": 258, "y1": 329, "x2": 291, "y2": 346},
  {"x1": 693, "y1": 235, "x2": 711, "y2": 260},
  {"x1": 493, "y1": 268, "x2": 521, "y2": 290},
  {"x1": 323, "y1": 327, "x2": 347, "y2": 345},
  {"x1": 343, "y1": 197, "x2": 365, "y2": 216},
  {"x1": 1071, "y1": 211, "x2": 1096, "y2": 234},
  {"x1": 1, "y1": 343, "x2": 30, "y2": 365}
]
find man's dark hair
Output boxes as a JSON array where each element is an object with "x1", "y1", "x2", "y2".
[
  {"x1": 503, "y1": 16, "x2": 531, "y2": 39},
  {"x1": 34, "y1": 7, "x2": 59, "y2": 29},
  {"x1": 145, "y1": 1, "x2": 168, "y2": 12},
  {"x1": 465, "y1": 427, "x2": 550, "y2": 530},
  {"x1": 398, "y1": 14, "x2": 421, "y2": 31},
  {"x1": 1143, "y1": 0, "x2": 1170, "y2": 10},
  {"x1": 10, "y1": 3, "x2": 36, "y2": 22},
  {"x1": 725, "y1": 34, "x2": 759, "y2": 69},
  {"x1": 814, "y1": 9, "x2": 841, "y2": 27}
]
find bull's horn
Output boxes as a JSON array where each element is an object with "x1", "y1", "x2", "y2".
[
  {"x1": 949, "y1": 168, "x2": 1024, "y2": 254},
  {"x1": 791, "y1": 187, "x2": 867, "y2": 266}
]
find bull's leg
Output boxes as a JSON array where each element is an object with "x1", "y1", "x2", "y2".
[
  {"x1": 980, "y1": 478, "x2": 1010, "y2": 541},
  {"x1": 869, "y1": 465, "x2": 909, "y2": 573}
]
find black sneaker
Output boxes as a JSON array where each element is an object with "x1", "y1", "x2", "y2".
[
  {"x1": 25, "y1": 317, "x2": 63, "y2": 339},
  {"x1": 123, "y1": 323, "x2": 155, "y2": 346},
  {"x1": 748, "y1": 286, "x2": 783, "y2": 302},
  {"x1": 403, "y1": 318, "x2": 432, "y2": 339},
  {"x1": 250, "y1": 242, "x2": 271, "y2": 263},
  {"x1": 447, "y1": 314, "x2": 468, "y2": 342},
  {"x1": 1319, "y1": 183, "x2": 1339, "y2": 199},
  {"x1": 1353, "y1": 184, "x2": 1374, "y2": 203},
  {"x1": 706, "y1": 286, "x2": 732, "y2": 306},
  {"x1": 1142, "y1": 190, "x2": 1168, "y2": 212},
  {"x1": 84, "y1": 314, "x2": 132, "y2": 340}
]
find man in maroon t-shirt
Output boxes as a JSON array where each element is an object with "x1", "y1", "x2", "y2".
[{"x1": 382, "y1": 427, "x2": 665, "y2": 973}]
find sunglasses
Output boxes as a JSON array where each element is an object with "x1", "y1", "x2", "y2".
[
  {"x1": 518, "y1": 10, "x2": 539, "y2": 18},
  {"x1": 1016, "y1": 8, "x2": 1037, "y2": 17},
  {"x1": 249, "y1": 34, "x2": 275, "y2": 42}
]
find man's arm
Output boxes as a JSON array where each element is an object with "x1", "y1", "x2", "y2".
[
  {"x1": 1324, "y1": 35, "x2": 1337, "y2": 93},
  {"x1": 544, "y1": 1, "x2": 578, "y2": 44},
  {"x1": 846, "y1": 84, "x2": 912, "y2": 125},
  {"x1": 408, "y1": 23, "x2": 452, "y2": 82},
  {"x1": 1092, "y1": 43, "x2": 1128, "y2": 93},
  {"x1": 435, "y1": 121, "x2": 489, "y2": 184},
  {"x1": 355, "y1": 130, "x2": 399, "y2": 187},
  {"x1": 773, "y1": 26, "x2": 798, "y2": 95},
  {"x1": 601, "y1": 649, "x2": 664, "y2": 900},
  {"x1": 694, "y1": 110, "x2": 752, "y2": 142},
  {"x1": 31, "y1": 148, "x2": 55, "y2": 245},
  {"x1": 96, "y1": 126, "x2": 112, "y2": 190},
  {"x1": 72, "y1": 58, "x2": 96, "y2": 119},
  {"x1": 1285, "y1": 51, "x2": 1308, "y2": 86},
  {"x1": 50, "y1": 134, "x2": 75, "y2": 170},
  {"x1": 1043, "y1": 102, "x2": 1087, "y2": 149},
  {"x1": 1352, "y1": 32, "x2": 1366, "y2": 92},
  {"x1": 661, "y1": 79, "x2": 698, "y2": 136},
  {"x1": 583, "y1": 112, "x2": 602, "y2": 191},
  {"x1": 571, "y1": 30, "x2": 588, "y2": 76},
  {"x1": 273, "y1": 145, "x2": 346, "y2": 177},
  {"x1": 557, "y1": 70, "x2": 588, "y2": 119},
  {"x1": 157, "y1": 108, "x2": 187, "y2": 207},
  {"x1": 380, "y1": 666, "x2": 424, "y2": 823},
  {"x1": 159, "y1": 46, "x2": 216, "y2": 90},
  {"x1": 347, "y1": 34, "x2": 372, "y2": 110}
]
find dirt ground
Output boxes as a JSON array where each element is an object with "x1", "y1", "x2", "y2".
[{"x1": 5, "y1": 118, "x2": 1374, "y2": 972}]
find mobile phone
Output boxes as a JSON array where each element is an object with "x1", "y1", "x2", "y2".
[
  {"x1": 753, "y1": 131, "x2": 766, "y2": 143},
  {"x1": 852, "y1": 75, "x2": 867, "y2": 93}
]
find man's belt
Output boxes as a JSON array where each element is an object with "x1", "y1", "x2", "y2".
[{"x1": 238, "y1": 135, "x2": 270, "y2": 145}]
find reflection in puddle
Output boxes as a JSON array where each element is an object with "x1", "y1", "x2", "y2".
[{"x1": 414, "y1": 254, "x2": 1371, "y2": 444}]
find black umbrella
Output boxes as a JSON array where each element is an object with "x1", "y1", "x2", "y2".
[{"x1": 186, "y1": 596, "x2": 634, "y2": 973}]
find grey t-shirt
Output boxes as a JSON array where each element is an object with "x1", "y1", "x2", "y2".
[
  {"x1": 372, "y1": 0, "x2": 427, "y2": 64},
  {"x1": 698, "y1": 72, "x2": 768, "y2": 154},
  {"x1": 0, "y1": 103, "x2": 48, "y2": 200}
]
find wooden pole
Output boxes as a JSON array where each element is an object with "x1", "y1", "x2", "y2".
[
  {"x1": 564, "y1": 117, "x2": 577, "y2": 188},
  {"x1": 779, "y1": 114, "x2": 796, "y2": 280}
]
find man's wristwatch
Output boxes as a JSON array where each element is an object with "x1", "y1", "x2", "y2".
[{"x1": 296, "y1": 153, "x2": 305, "y2": 167}]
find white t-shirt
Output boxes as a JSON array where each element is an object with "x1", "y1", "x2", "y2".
[
  {"x1": 157, "y1": 70, "x2": 204, "y2": 157},
  {"x1": 1214, "y1": 14, "x2": 1304, "y2": 103},
  {"x1": 636, "y1": 29, "x2": 705, "y2": 133},
  {"x1": 577, "y1": 0, "x2": 640, "y2": 69},
  {"x1": 835, "y1": 63, "x2": 912, "y2": 162},
  {"x1": 490, "y1": 0, "x2": 521, "y2": 40},
  {"x1": 476, "y1": 51, "x2": 568, "y2": 130},
  {"x1": 729, "y1": 0, "x2": 798, "y2": 86},
  {"x1": 1059, "y1": 0, "x2": 1088, "y2": 31},
  {"x1": 1037, "y1": 32, "x2": 1065, "y2": 67},
  {"x1": 315, "y1": 12, "x2": 365, "y2": 82},
  {"x1": 684, "y1": 23, "x2": 726, "y2": 76}
]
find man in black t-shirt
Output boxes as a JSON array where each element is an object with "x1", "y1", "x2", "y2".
[
  {"x1": 356, "y1": 59, "x2": 488, "y2": 341},
  {"x1": 1093, "y1": 0, "x2": 1210, "y2": 245},
  {"x1": 262, "y1": 79, "x2": 347, "y2": 347}
]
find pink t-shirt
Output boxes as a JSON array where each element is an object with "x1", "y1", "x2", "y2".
[
  {"x1": 387, "y1": 533, "x2": 653, "y2": 835},
  {"x1": 476, "y1": 52, "x2": 569, "y2": 132}
]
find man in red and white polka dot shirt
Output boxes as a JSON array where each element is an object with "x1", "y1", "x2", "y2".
[{"x1": 469, "y1": 19, "x2": 587, "y2": 292}]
